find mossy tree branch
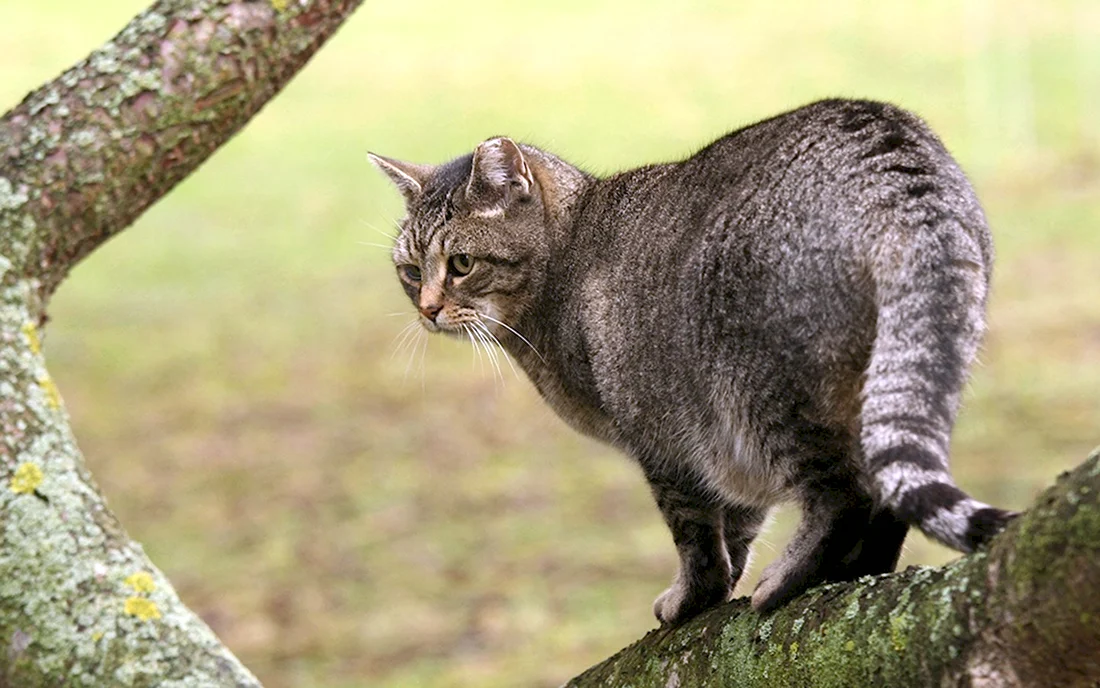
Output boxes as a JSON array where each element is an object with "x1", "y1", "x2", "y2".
[
  {"x1": 0, "y1": 1, "x2": 363, "y2": 685},
  {"x1": 565, "y1": 449, "x2": 1100, "y2": 688}
]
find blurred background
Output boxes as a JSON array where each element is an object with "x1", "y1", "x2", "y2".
[{"x1": 3, "y1": 1, "x2": 1099, "y2": 685}]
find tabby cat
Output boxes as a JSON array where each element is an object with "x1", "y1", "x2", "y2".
[{"x1": 369, "y1": 99, "x2": 1016, "y2": 624}]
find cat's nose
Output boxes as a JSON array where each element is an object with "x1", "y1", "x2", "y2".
[{"x1": 419, "y1": 303, "x2": 443, "y2": 321}]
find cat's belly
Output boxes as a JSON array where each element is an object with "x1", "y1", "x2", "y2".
[
  {"x1": 700, "y1": 452, "x2": 792, "y2": 507},
  {"x1": 689, "y1": 422, "x2": 793, "y2": 507}
]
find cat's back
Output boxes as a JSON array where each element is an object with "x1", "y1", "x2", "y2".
[
  {"x1": 685, "y1": 98, "x2": 982, "y2": 227},
  {"x1": 678, "y1": 98, "x2": 992, "y2": 320},
  {"x1": 579, "y1": 99, "x2": 987, "y2": 259},
  {"x1": 561, "y1": 99, "x2": 991, "y2": 444},
  {"x1": 578, "y1": 99, "x2": 991, "y2": 314},
  {"x1": 571, "y1": 99, "x2": 982, "y2": 306}
]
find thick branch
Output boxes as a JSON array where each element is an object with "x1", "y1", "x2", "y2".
[
  {"x1": 565, "y1": 449, "x2": 1100, "y2": 687},
  {"x1": 0, "y1": 0, "x2": 364, "y2": 308},
  {"x1": 0, "y1": 1, "x2": 365, "y2": 685},
  {"x1": 0, "y1": 290, "x2": 262, "y2": 686}
]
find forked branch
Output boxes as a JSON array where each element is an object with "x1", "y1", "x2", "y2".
[{"x1": 0, "y1": 1, "x2": 364, "y2": 685}]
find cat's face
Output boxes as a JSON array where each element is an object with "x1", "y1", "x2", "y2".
[{"x1": 370, "y1": 138, "x2": 548, "y2": 342}]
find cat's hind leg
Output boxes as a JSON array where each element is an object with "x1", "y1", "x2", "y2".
[
  {"x1": 751, "y1": 461, "x2": 874, "y2": 613},
  {"x1": 648, "y1": 476, "x2": 735, "y2": 625},
  {"x1": 829, "y1": 507, "x2": 908, "y2": 581}
]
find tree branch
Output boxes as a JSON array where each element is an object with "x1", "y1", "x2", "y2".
[
  {"x1": 0, "y1": 1, "x2": 364, "y2": 685},
  {"x1": 565, "y1": 449, "x2": 1100, "y2": 688},
  {"x1": 0, "y1": 0, "x2": 364, "y2": 309}
]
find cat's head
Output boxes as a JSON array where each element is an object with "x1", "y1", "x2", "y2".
[{"x1": 369, "y1": 138, "x2": 549, "y2": 340}]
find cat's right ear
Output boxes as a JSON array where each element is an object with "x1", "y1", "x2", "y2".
[
  {"x1": 368, "y1": 153, "x2": 433, "y2": 205},
  {"x1": 466, "y1": 137, "x2": 534, "y2": 213}
]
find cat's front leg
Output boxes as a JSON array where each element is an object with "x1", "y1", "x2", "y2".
[{"x1": 646, "y1": 473, "x2": 734, "y2": 625}]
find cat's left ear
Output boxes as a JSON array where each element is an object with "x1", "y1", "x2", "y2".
[
  {"x1": 466, "y1": 137, "x2": 534, "y2": 211},
  {"x1": 368, "y1": 152, "x2": 433, "y2": 205}
]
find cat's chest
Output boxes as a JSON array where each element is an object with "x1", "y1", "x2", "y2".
[{"x1": 527, "y1": 366, "x2": 620, "y2": 444}]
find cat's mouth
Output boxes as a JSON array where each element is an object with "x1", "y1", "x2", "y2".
[
  {"x1": 418, "y1": 316, "x2": 442, "y2": 334},
  {"x1": 420, "y1": 313, "x2": 477, "y2": 337},
  {"x1": 425, "y1": 312, "x2": 514, "y2": 356}
]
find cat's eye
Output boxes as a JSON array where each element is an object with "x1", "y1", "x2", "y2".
[
  {"x1": 400, "y1": 264, "x2": 422, "y2": 283},
  {"x1": 449, "y1": 253, "x2": 474, "y2": 276}
]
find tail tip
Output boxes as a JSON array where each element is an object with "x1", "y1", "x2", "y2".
[{"x1": 963, "y1": 507, "x2": 1018, "y2": 551}]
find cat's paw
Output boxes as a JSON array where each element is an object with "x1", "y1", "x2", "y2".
[
  {"x1": 653, "y1": 574, "x2": 730, "y2": 625},
  {"x1": 751, "y1": 556, "x2": 817, "y2": 613}
]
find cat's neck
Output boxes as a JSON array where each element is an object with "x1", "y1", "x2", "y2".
[
  {"x1": 519, "y1": 144, "x2": 596, "y2": 243},
  {"x1": 503, "y1": 147, "x2": 601, "y2": 371},
  {"x1": 489, "y1": 147, "x2": 620, "y2": 433}
]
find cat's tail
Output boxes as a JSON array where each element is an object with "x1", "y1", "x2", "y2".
[{"x1": 860, "y1": 220, "x2": 1015, "y2": 553}]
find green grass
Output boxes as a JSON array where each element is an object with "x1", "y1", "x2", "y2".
[{"x1": 3, "y1": 1, "x2": 1099, "y2": 686}]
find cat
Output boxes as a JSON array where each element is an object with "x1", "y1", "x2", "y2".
[{"x1": 369, "y1": 98, "x2": 1016, "y2": 624}]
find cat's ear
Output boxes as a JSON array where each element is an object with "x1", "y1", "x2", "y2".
[
  {"x1": 368, "y1": 152, "x2": 433, "y2": 204},
  {"x1": 466, "y1": 137, "x2": 534, "y2": 211}
]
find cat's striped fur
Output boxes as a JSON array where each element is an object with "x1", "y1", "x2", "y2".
[{"x1": 370, "y1": 98, "x2": 1016, "y2": 623}]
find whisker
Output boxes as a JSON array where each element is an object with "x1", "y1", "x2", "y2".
[
  {"x1": 404, "y1": 329, "x2": 426, "y2": 383},
  {"x1": 417, "y1": 328, "x2": 428, "y2": 391},
  {"x1": 396, "y1": 329, "x2": 420, "y2": 369},
  {"x1": 462, "y1": 324, "x2": 475, "y2": 367},
  {"x1": 754, "y1": 536, "x2": 777, "y2": 554},
  {"x1": 475, "y1": 323, "x2": 503, "y2": 383},
  {"x1": 390, "y1": 320, "x2": 420, "y2": 360},
  {"x1": 402, "y1": 330, "x2": 419, "y2": 381},
  {"x1": 356, "y1": 241, "x2": 394, "y2": 251},
  {"x1": 358, "y1": 217, "x2": 398, "y2": 241},
  {"x1": 469, "y1": 323, "x2": 503, "y2": 384},
  {"x1": 478, "y1": 313, "x2": 545, "y2": 363},
  {"x1": 475, "y1": 321, "x2": 521, "y2": 381},
  {"x1": 463, "y1": 323, "x2": 485, "y2": 372}
]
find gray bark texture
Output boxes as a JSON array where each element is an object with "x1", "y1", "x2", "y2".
[
  {"x1": 565, "y1": 448, "x2": 1100, "y2": 688},
  {"x1": 0, "y1": 1, "x2": 363, "y2": 685}
]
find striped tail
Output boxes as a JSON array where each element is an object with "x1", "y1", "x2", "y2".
[{"x1": 861, "y1": 219, "x2": 1014, "y2": 552}]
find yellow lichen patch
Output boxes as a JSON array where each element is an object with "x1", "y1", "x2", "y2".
[
  {"x1": 270, "y1": 0, "x2": 287, "y2": 12},
  {"x1": 21, "y1": 322, "x2": 41, "y2": 356},
  {"x1": 10, "y1": 462, "x2": 43, "y2": 494},
  {"x1": 124, "y1": 597, "x2": 161, "y2": 622},
  {"x1": 37, "y1": 375, "x2": 62, "y2": 410},
  {"x1": 124, "y1": 571, "x2": 156, "y2": 594}
]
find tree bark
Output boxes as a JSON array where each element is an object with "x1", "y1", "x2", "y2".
[
  {"x1": 0, "y1": 1, "x2": 362, "y2": 685},
  {"x1": 565, "y1": 448, "x2": 1100, "y2": 688}
]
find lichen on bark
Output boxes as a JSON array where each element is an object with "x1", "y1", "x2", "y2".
[
  {"x1": 0, "y1": 278, "x2": 263, "y2": 687},
  {"x1": 564, "y1": 449, "x2": 1100, "y2": 688},
  {"x1": 1, "y1": 0, "x2": 366, "y2": 684}
]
